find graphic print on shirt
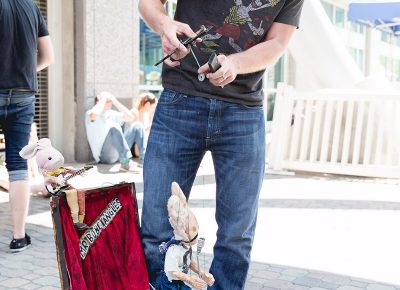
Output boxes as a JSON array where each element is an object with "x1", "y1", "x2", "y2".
[{"x1": 200, "y1": 0, "x2": 281, "y2": 53}]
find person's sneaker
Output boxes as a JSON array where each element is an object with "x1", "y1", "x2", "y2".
[
  {"x1": 9, "y1": 233, "x2": 31, "y2": 253},
  {"x1": 119, "y1": 160, "x2": 140, "y2": 172},
  {"x1": 132, "y1": 157, "x2": 144, "y2": 168}
]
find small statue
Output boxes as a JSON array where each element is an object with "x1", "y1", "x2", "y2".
[
  {"x1": 20, "y1": 138, "x2": 90, "y2": 230},
  {"x1": 159, "y1": 182, "x2": 215, "y2": 289}
]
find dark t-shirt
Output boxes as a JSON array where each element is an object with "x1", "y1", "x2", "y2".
[
  {"x1": 162, "y1": 0, "x2": 304, "y2": 106},
  {"x1": 0, "y1": 0, "x2": 49, "y2": 92}
]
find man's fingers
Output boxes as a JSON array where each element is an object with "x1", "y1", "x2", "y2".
[
  {"x1": 198, "y1": 63, "x2": 210, "y2": 74},
  {"x1": 164, "y1": 37, "x2": 188, "y2": 55},
  {"x1": 164, "y1": 57, "x2": 180, "y2": 67},
  {"x1": 209, "y1": 74, "x2": 234, "y2": 87},
  {"x1": 176, "y1": 23, "x2": 197, "y2": 38},
  {"x1": 219, "y1": 75, "x2": 234, "y2": 87},
  {"x1": 207, "y1": 68, "x2": 229, "y2": 83}
]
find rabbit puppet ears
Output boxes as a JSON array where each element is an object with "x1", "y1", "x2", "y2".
[
  {"x1": 19, "y1": 138, "x2": 54, "y2": 159},
  {"x1": 168, "y1": 182, "x2": 199, "y2": 242}
]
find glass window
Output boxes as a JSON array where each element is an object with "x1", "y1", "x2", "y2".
[
  {"x1": 349, "y1": 48, "x2": 364, "y2": 72},
  {"x1": 350, "y1": 23, "x2": 365, "y2": 34},
  {"x1": 380, "y1": 56, "x2": 400, "y2": 81},
  {"x1": 321, "y1": 1, "x2": 334, "y2": 22},
  {"x1": 266, "y1": 57, "x2": 285, "y2": 121},
  {"x1": 381, "y1": 31, "x2": 392, "y2": 43},
  {"x1": 335, "y1": 8, "x2": 345, "y2": 28},
  {"x1": 140, "y1": 19, "x2": 163, "y2": 87},
  {"x1": 139, "y1": 1, "x2": 177, "y2": 92},
  {"x1": 267, "y1": 57, "x2": 285, "y2": 89}
]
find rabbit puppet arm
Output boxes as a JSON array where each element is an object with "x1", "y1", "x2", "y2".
[
  {"x1": 189, "y1": 262, "x2": 215, "y2": 286},
  {"x1": 45, "y1": 167, "x2": 79, "y2": 177},
  {"x1": 170, "y1": 271, "x2": 206, "y2": 290}
]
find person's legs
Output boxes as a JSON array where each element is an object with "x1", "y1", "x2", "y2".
[
  {"x1": 99, "y1": 126, "x2": 132, "y2": 164},
  {"x1": 208, "y1": 101, "x2": 265, "y2": 290},
  {"x1": 124, "y1": 123, "x2": 145, "y2": 159},
  {"x1": 141, "y1": 89, "x2": 208, "y2": 288},
  {"x1": 8, "y1": 179, "x2": 30, "y2": 238},
  {"x1": 3, "y1": 94, "x2": 35, "y2": 245}
]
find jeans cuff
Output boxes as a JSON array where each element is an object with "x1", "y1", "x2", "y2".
[{"x1": 8, "y1": 170, "x2": 29, "y2": 182}]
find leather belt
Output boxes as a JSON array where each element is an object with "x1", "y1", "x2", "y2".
[{"x1": 0, "y1": 89, "x2": 35, "y2": 94}]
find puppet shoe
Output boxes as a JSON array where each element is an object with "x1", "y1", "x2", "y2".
[{"x1": 9, "y1": 233, "x2": 31, "y2": 253}]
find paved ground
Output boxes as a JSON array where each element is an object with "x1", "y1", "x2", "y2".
[{"x1": 0, "y1": 154, "x2": 399, "y2": 290}]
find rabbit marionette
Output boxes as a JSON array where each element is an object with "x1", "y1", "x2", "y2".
[
  {"x1": 158, "y1": 182, "x2": 215, "y2": 289},
  {"x1": 19, "y1": 138, "x2": 89, "y2": 230}
]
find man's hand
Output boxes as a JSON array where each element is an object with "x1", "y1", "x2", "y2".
[
  {"x1": 198, "y1": 54, "x2": 238, "y2": 88},
  {"x1": 161, "y1": 18, "x2": 198, "y2": 67}
]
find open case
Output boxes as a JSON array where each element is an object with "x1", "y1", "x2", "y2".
[{"x1": 51, "y1": 182, "x2": 149, "y2": 290}]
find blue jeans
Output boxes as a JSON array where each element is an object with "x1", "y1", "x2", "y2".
[
  {"x1": 141, "y1": 89, "x2": 265, "y2": 290},
  {"x1": 99, "y1": 123, "x2": 145, "y2": 164},
  {"x1": 0, "y1": 91, "x2": 35, "y2": 182}
]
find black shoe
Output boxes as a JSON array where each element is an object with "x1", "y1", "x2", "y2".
[{"x1": 9, "y1": 234, "x2": 31, "y2": 253}]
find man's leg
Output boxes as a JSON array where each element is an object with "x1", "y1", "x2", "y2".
[
  {"x1": 9, "y1": 179, "x2": 30, "y2": 239},
  {"x1": 124, "y1": 123, "x2": 145, "y2": 159},
  {"x1": 209, "y1": 101, "x2": 265, "y2": 290},
  {"x1": 99, "y1": 126, "x2": 132, "y2": 164},
  {"x1": 4, "y1": 96, "x2": 35, "y2": 244},
  {"x1": 141, "y1": 90, "x2": 209, "y2": 288}
]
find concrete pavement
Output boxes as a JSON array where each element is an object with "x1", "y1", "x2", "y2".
[{"x1": 0, "y1": 154, "x2": 399, "y2": 290}]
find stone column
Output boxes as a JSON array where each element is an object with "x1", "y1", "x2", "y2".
[
  {"x1": 75, "y1": 0, "x2": 141, "y2": 162},
  {"x1": 47, "y1": 0, "x2": 75, "y2": 161}
]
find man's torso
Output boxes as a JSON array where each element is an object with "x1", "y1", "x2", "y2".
[
  {"x1": 0, "y1": 0, "x2": 49, "y2": 92},
  {"x1": 162, "y1": 0, "x2": 290, "y2": 106}
]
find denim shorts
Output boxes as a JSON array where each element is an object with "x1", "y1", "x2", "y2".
[{"x1": 0, "y1": 92, "x2": 35, "y2": 181}]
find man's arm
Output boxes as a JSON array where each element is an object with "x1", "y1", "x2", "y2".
[
  {"x1": 87, "y1": 96, "x2": 108, "y2": 121},
  {"x1": 138, "y1": 0, "x2": 197, "y2": 67},
  {"x1": 37, "y1": 36, "x2": 54, "y2": 72},
  {"x1": 109, "y1": 97, "x2": 137, "y2": 123},
  {"x1": 198, "y1": 22, "x2": 296, "y2": 87}
]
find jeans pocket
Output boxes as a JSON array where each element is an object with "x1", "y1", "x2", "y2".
[
  {"x1": 14, "y1": 96, "x2": 36, "y2": 107},
  {"x1": 226, "y1": 102, "x2": 263, "y2": 111},
  {"x1": 15, "y1": 101, "x2": 35, "y2": 125},
  {"x1": 158, "y1": 89, "x2": 186, "y2": 105}
]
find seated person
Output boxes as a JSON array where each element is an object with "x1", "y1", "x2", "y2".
[
  {"x1": 85, "y1": 92, "x2": 145, "y2": 171},
  {"x1": 134, "y1": 92, "x2": 157, "y2": 134},
  {"x1": 129, "y1": 92, "x2": 157, "y2": 158}
]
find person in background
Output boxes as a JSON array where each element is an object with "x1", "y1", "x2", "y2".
[
  {"x1": 129, "y1": 92, "x2": 157, "y2": 159},
  {"x1": 85, "y1": 92, "x2": 145, "y2": 171},
  {"x1": 139, "y1": 0, "x2": 304, "y2": 288},
  {"x1": 134, "y1": 92, "x2": 157, "y2": 134},
  {"x1": 0, "y1": 0, "x2": 54, "y2": 252}
]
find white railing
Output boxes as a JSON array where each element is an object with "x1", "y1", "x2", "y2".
[{"x1": 269, "y1": 84, "x2": 400, "y2": 178}]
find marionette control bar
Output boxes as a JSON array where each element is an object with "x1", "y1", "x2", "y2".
[{"x1": 154, "y1": 25, "x2": 212, "y2": 66}]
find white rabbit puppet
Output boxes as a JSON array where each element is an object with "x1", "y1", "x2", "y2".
[
  {"x1": 19, "y1": 138, "x2": 89, "y2": 230},
  {"x1": 158, "y1": 182, "x2": 215, "y2": 289}
]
